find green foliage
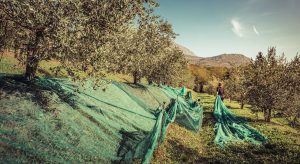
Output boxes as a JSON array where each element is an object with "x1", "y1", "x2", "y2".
[
  {"x1": 276, "y1": 55, "x2": 300, "y2": 126},
  {"x1": 0, "y1": 0, "x2": 164, "y2": 80},
  {"x1": 110, "y1": 11, "x2": 187, "y2": 85},
  {"x1": 244, "y1": 47, "x2": 287, "y2": 122},
  {"x1": 189, "y1": 65, "x2": 210, "y2": 92},
  {"x1": 225, "y1": 47, "x2": 299, "y2": 125},
  {"x1": 189, "y1": 65, "x2": 229, "y2": 93},
  {"x1": 0, "y1": 0, "x2": 186, "y2": 85},
  {"x1": 204, "y1": 76, "x2": 219, "y2": 95},
  {"x1": 207, "y1": 66, "x2": 229, "y2": 80},
  {"x1": 224, "y1": 66, "x2": 247, "y2": 108},
  {"x1": 146, "y1": 47, "x2": 188, "y2": 86}
]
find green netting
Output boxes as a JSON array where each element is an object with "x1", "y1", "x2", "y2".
[
  {"x1": 0, "y1": 75, "x2": 203, "y2": 163},
  {"x1": 213, "y1": 96, "x2": 267, "y2": 147}
]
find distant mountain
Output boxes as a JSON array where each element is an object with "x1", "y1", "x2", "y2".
[
  {"x1": 195, "y1": 54, "x2": 251, "y2": 67},
  {"x1": 175, "y1": 44, "x2": 201, "y2": 58},
  {"x1": 175, "y1": 44, "x2": 204, "y2": 65},
  {"x1": 184, "y1": 55, "x2": 204, "y2": 65},
  {"x1": 175, "y1": 44, "x2": 250, "y2": 67}
]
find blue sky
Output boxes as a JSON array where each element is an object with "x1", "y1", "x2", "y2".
[{"x1": 155, "y1": 0, "x2": 300, "y2": 59}]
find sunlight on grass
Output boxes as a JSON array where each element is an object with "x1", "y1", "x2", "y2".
[
  {"x1": 153, "y1": 91, "x2": 300, "y2": 163},
  {"x1": 0, "y1": 51, "x2": 23, "y2": 74},
  {"x1": 1, "y1": 54, "x2": 299, "y2": 163}
]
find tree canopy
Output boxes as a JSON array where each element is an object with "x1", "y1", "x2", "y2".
[
  {"x1": 0, "y1": 0, "x2": 187, "y2": 84},
  {"x1": 224, "y1": 47, "x2": 299, "y2": 124}
]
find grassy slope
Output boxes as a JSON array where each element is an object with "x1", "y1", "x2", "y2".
[
  {"x1": 152, "y1": 92, "x2": 300, "y2": 163},
  {"x1": 1, "y1": 53, "x2": 300, "y2": 163},
  {"x1": 0, "y1": 51, "x2": 23, "y2": 74},
  {"x1": 0, "y1": 51, "x2": 137, "y2": 83}
]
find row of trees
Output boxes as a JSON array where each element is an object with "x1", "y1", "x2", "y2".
[
  {"x1": 189, "y1": 64, "x2": 228, "y2": 93},
  {"x1": 225, "y1": 47, "x2": 300, "y2": 125},
  {"x1": 0, "y1": 0, "x2": 187, "y2": 85}
]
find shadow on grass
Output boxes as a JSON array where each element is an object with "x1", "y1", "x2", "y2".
[
  {"x1": 239, "y1": 116, "x2": 284, "y2": 126},
  {"x1": 226, "y1": 105, "x2": 241, "y2": 110},
  {"x1": 121, "y1": 78, "x2": 131, "y2": 83},
  {"x1": 165, "y1": 138, "x2": 230, "y2": 163},
  {"x1": 202, "y1": 111, "x2": 215, "y2": 127},
  {"x1": 166, "y1": 139, "x2": 205, "y2": 163},
  {"x1": 0, "y1": 75, "x2": 77, "y2": 111},
  {"x1": 166, "y1": 138, "x2": 300, "y2": 163},
  {"x1": 124, "y1": 82, "x2": 147, "y2": 90},
  {"x1": 37, "y1": 68, "x2": 53, "y2": 77}
]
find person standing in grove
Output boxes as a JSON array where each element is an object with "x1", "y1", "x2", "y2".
[{"x1": 216, "y1": 82, "x2": 224, "y2": 101}]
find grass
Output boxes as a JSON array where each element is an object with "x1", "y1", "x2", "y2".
[
  {"x1": 152, "y1": 92, "x2": 300, "y2": 163},
  {"x1": 0, "y1": 51, "x2": 23, "y2": 74},
  {"x1": 1, "y1": 52, "x2": 300, "y2": 163},
  {"x1": 0, "y1": 51, "x2": 138, "y2": 83}
]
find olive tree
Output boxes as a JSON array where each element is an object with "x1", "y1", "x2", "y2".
[
  {"x1": 113, "y1": 11, "x2": 180, "y2": 84},
  {"x1": 244, "y1": 47, "x2": 286, "y2": 122},
  {"x1": 277, "y1": 55, "x2": 300, "y2": 126},
  {"x1": 0, "y1": 0, "x2": 157, "y2": 80},
  {"x1": 224, "y1": 67, "x2": 247, "y2": 109},
  {"x1": 146, "y1": 47, "x2": 187, "y2": 86}
]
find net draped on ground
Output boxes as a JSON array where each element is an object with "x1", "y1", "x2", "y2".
[
  {"x1": 213, "y1": 96, "x2": 267, "y2": 147},
  {"x1": 0, "y1": 75, "x2": 203, "y2": 163}
]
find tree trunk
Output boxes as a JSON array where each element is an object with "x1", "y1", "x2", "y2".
[
  {"x1": 240, "y1": 101, "x2": 244, "y2": 109},
  {"x1": 133, "y1": 71, "x2": 141, "y2": 84},
  {"x1": 264, "y1": 108, "x2": 271, "y2": 122},
  {"x1": 199, "y1": 83, "x2": 204, "y2": 93},
  {"x1": 255, "y1": 112, "x2": 259, "y2": 121},
  {"x1": 263, "y1": 109, "x2": 267, "y2": 122},
  {"x1": 240, "y1": 96, "x2": 244, "y2": 109},
  {"x1": 25, "y1": 30, "x2": 43, "y2": 81},
  {"x1": 25, "y1": 55, "x2": 39, "y2": 81}
]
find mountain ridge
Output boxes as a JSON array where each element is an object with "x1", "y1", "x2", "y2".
[
  {"x1": 194, "y1": 53, "x2": 251, "y2": 67},
  {"x1": 176, "y1": 43, "x2": 250, "y2": 67}
]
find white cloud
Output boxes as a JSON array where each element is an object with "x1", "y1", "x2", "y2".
[
  {"x1": 253, "y1": 25, "x2": 260, "y2": 36},
  {"x1": 231, "y1": 19, "x2": 243, "y2": 37}
]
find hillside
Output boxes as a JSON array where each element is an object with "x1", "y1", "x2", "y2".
[
  {"x1": 0, "y1": 76, "x2": 299, "y2": 163},
  {"x1": 0, "y1": 54, "x2": 300, "y2": 163},
  {"x1": 152, "y1": 93, "x2": 300, "y2": 163},
  {"x1": 196, "y1": 54, "x2": 251, "y2": 67},
  {"x1": 185, "y1": 53, "x2": 251, "y2": 67},
  {"x1": 185, "y1": 54, "x2": 250, "y2": 68},
  {"x1": 175, "y1": 44, "x2": 202, "y2": 59},
  {"x1": 184, "y1": 55, "x2": 204, "y2": 65},
  {"x1": 0, "y1": 75, "x2": 203, "y2": 163},
  {"x1": 175, "y1": 44, "x2": 251, "y2": 67}
]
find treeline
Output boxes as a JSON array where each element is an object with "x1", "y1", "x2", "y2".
[
  {"x1": 0, "y1": 0, "x2": 187, "y2": 85},
  {"x1": 189, "y1": 48, "x2": 299, "y2": 125},
  {"x1": 225, "y1": 47, "x2": 300, "y2": 125},
  {"x1": 189, "y1": 64, "x2": 229, "y2": 93}
]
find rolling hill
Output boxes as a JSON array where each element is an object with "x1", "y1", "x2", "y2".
[
  {"x1": 176, "y1": 44, "x2": 251, "y2": 67},
  {"x1": 195, "y1": 54, "x2": 251, "y2": 67},
  {"x1": 1, "y1": 49, "x2": 299, "y2": 164}
]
